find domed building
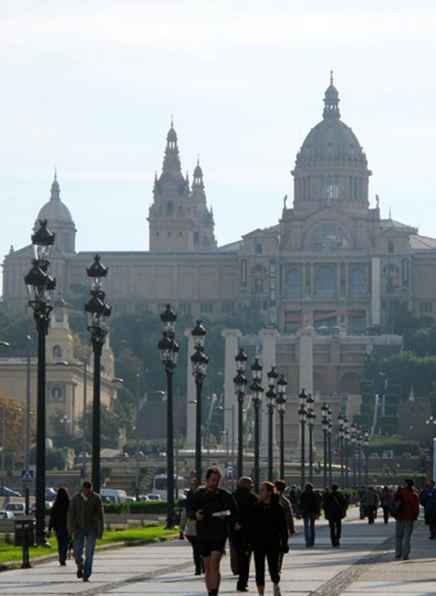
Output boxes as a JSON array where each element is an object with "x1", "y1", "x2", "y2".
[{"x1": 3, "y1": 75, "x2": 436, "y2": 444}]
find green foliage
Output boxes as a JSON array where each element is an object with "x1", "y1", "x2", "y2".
[
  {"x1": 103, "y1": 500, "x2": 167, "y2": 514},
  {"x1": 79, "y1": 405, "x2": 120, "y2": 449}
]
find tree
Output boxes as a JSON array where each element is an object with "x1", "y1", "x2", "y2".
[{"x1": 79, "y1": 404, "x2": 122, "y2": 449}]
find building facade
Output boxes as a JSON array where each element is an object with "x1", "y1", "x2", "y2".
[{"x1": 3, "y1": 76, "x2": 436, "y2": 412}]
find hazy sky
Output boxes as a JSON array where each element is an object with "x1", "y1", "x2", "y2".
[{"x1": 2, "y1": 1, "x2": 436, "y2": 272}]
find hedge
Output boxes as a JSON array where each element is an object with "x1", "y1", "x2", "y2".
[{"x1": 104, "y1": 500, "x2": 168, "y2": 515}]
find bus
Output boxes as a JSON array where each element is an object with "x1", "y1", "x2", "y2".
[{"x1": 152, "y1": 474, "x2": 185, "y2": 500}]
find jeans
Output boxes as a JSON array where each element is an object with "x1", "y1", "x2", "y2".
[
  {"x1": 73, "y1": 529, "x2": 98, "y2": 578},
  {"x1": 383, "y1": 507, "x2": 390, "y2": 524},
  {"x1": 55, "y1": 529, "x2": 70, "y2": 564},
  {"x1": 303, "y1": 516, "x2": 315, "y2": 546},
  {"x1": 395, "y1": 520, "x2": 414, "y2": 559},
  {"x1": 253, "y1": 543, "x2": 281, "y2": 587},
  {"x1": 329, "y1": 519, "x2": 342, "y2": 546}
]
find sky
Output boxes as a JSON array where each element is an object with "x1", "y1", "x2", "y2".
[{"x1": 2, "y1": 1, "x2": 436, "y2": 273}]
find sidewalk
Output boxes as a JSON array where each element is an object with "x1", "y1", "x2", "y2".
[
  {"x1": 341, "y1": 521, "x2": 436, "y2": 596},
  {"x1": 0, "y1": 513, "x2": 430, "y2": 595}
]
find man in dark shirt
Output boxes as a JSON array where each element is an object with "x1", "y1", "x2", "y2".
[
  {"x1": 189, "y1": 466, "x2": 239, "y2": 596},
  {"x1": 232, "y1": 477, "x2": 257, "y2": 592}
]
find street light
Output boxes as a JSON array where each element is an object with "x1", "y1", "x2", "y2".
[
  {"x1": 24, "y1": 219, "x2": 56, "y2": 545},
  {"x1": 327, "y1": 406, "x2": 333, "y2": 486},
  {"x1": 158, "y1": 304, "x2": 179, "y2": 528},
  {"x1": 343, "y1": 417, "x2": 350, "y2": 489},
  {"x1": 85, "y1": 255, "x2": 111, "y2": 494},
  {"x1": 276, "y1": 374, "x2": 288, "y2": 480},
  {"x1": 234, "y1": 348, "x2": 248, "y2": 479},
  {"x1": 266, "y1": 366, "x2": 279, "y2": 481},
  {"x1": 306, "y1": 393, "x2": 315, "y2": 484},
  {"x1": 321, "y1": 403, "x2": 329, "y2": 489},
  {"x1": 298, "y1": 389, "x2": 308, "y2": 489},
  {"x1": 349, "y1": 423, "x2": 358, "y2": 488},
  {"x1": 337, "y1": 414, "x2": 345, "y2": 489},
  {"x1": 250, "y1": 357, "x2": 263, "y2": 492},
  {"x1": 363, "y1": 431, "x2": 370, "y2": 485},
  {"x1": 191, "y1": 320, "x2": 208, "y2": 483}
]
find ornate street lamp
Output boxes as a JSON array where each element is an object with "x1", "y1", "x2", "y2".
[
  {"x1": 363, "y1": 431, "x2": 370, "y2": 485},
  {"x1": 321, "y1": 403, "x2": 329, "y2": 489},
  {"x1": 327, "y1": 406, "x2": 333, "y2": 485},
  {"x1": 24, "y1": 219, "x2": 56, "y2": 545},
  {"x1": 266, "y1": 366, "x2": 279, "y2": 481},
  {"x1": 234, "y1": 348, "x2": 248, "y2": 479},
  {"x1": 337, "y1": 414, "x2": 345, "y2": 488},
  {"x1": 276, "y1": 375, "x2": 288, "y2": 480},
  {"x1": 158, "y1": 305, "x2": 179, "y2": 527},
  {"x1": 85, "y1": 255, "x2": 111, "y2": 494},
  {"x1": 298, "y1": 389, "x2": 308, "y2": 489},
  {"x1": 349, "y1": 423, "x2": 358, "y2": 488},
  {"x1": 250, "y1": 357, "x2": 263, "y2": 492},
  {"x1": 343, "y1": 417, "x2": 350, "y2": 489},
  {"x1": 191, "y1": 320, "x2": 208, "y2": 483},
  {"x1": 306, "y1": 393, "x2": 315, "y2": 483}
]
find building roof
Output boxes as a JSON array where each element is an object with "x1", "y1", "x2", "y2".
[{"x1": 36, "y1": 173, "x2": 75, "y2": 227}]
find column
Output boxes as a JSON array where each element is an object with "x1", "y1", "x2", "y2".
[
  {"x1": 185, "y1": 330, "x2": 196, "y2": 448},
  {"x1": 298, "y1": 323, "x2": 314, "y2": 395},
  {"x1": 222, "y1": 329, "x2": 242, "y2": 459},
  {"x1": 371, "y1": 257, "x2": 381, "y2": 326},
  {"x1": 260, "y1": 328, "x2": 279, "y2": 457}
]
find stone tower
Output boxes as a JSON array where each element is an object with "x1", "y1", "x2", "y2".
[{"x1": 148, "y1": 121, "x2": 216, "y2": 252}]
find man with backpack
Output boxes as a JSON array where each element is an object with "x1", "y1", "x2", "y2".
[{"x1": 323, "y1": 485, "x2": 347, "y2": 547}]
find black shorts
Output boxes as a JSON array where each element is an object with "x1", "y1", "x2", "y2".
[{"x1": 198, "y1": 538, "x2": 226, "y2": 558}]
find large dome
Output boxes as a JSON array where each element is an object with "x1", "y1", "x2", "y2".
[
  {"x1": 296, "y1": 118, "x2": 367, "y2": 168},
  {"x1": 295, "y1": 78, "x2": 367, "y2": 168},
  {"x1": 36, "y1": 175, "x2": 74, "y2": 226},
  {"x1": 292, "y1": 74, "x2": 371, "y2": 206}
]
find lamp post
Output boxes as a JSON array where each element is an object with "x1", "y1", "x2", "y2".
[
  {"x1": 85, "y1": 255, "x2": 111, "y2": 495},
  {"x1": 266, "y1": 366, "x2": 278, "y2": 481},
  {"x1": 250, "y1": 357, "x2": 263, "y2": 492},
  {"x1": 24, "y1": 219, "x2": 56, "y2": 545},
  {"x1": 158, "y1": 305, "x2": 179, "y2": 528},
  {"x1": 350, "y1": 423, "x2": 357, "y2": 488},
  {"x1": 321, "y1": 403, "x2": 329, "y2": 489},
  {"x1": 338, "y1": 414, "x2": 345, "y2": 489},
  {"x1": 327, "y1": 407, "x2": 333, "y2": 486},
  {"x1": 306, "y1": 393, "x2": 315, "y2": 484},
  {"x1": 298, "y1": 389, "x2": 308, "y2": 489},
  {"x1": 234, "y1": 348, "x2": 248, "y2": 479},
  {"x1": 191, "y1": 320, "x2": 208, "y2": 483},
  {"x1": 276, "y1": 375, "x2": 287, "y2": 480},
  {"x1": 363, "y1": 431, "x2": 370, "y2": 485},
  {"x1": 343, "y1": 417, "x2": 350, "y2": 489}
]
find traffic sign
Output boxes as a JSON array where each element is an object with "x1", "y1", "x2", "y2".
[{"x1": 21, "y1": 470, "x2": 34, "y2": 482}]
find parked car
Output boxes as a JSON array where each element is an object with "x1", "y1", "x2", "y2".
[
  {"x1": 101, "y1": 488, "x2": 130, "y2": 504},
  {"x1": 0, "y1": 510, "x2": 15, "y2": 520},
  {"x1": 5, "y1": 502, "x2": 25, "y2": 516},
  {"x1": 145, "y1": 494, "x2": 161, "y2": 501}
]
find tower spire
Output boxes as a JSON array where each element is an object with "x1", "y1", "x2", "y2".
[
  {"x1": 323, "y1": 71, "x2": 340, "y2": 120},
  {"x1": 161, "y1": 121, "x2": 182, "y2": 178},
  {"x1": 50, "y1": 169, "x2": 60, "y2": 201}
]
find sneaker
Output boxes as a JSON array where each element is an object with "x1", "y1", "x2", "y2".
[{"x1": 83, "y1": 576, "x2": 89, "y2": 582}]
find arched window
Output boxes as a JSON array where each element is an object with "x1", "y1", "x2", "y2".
[{"x1": 53, "y1": 345, "x2": 63, "y2": 360}]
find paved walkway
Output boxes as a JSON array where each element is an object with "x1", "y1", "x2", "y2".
[{"x1": 0, "y1": 514, "x2": 434, "y2": 595}]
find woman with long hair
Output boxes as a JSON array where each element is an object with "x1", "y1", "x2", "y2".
[
  {"x1": 251, "y1": 481, "x2": 288, "y2": 596},
  {"x1": 48, "y1": 487, "x2": 70, "y2": 565}
]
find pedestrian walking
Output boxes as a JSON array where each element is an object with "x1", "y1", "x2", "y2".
[
  {"x1": 180, "y1": 478, "x2": 203, "y2": 575},
  {"x1": 288, "y1": 485, "x2": 300, "y2": 517},
  {"x1": 251, "y1": 482, "x2": 288, "y2": 596},
  {"x1": 381, "y1": 486, "x2": 393, "y2": 524},
  {"x1": 274, "y1": 480, "x2": 295, "y2": 572},
  {"x1": 232, "y1": 477, "x2": 257, "y2": 593},
  {"x1": 68, "y1": 481, "x2": 104, "y2": 582},
  {"x1": 189, "y1": 466, "x2": 239, "y2": 596},
  {"x1": 366, "y1": 486, "x2": 379, "y2": 524},
  {"x1": 394, "y1": 479, "x2": 420, "y2": 560},
  {"x1": 299, "y1": 483, "x2": 320, "y2": 547},
  {"x1": 48, "y1": 487, "x2": 70, "y2": 566},
  {"x1": 420, "y1": 480, "x2": 436, "y2": 539},
  {"x1": 323, "y1": 485, "x2": 347, "y2": 547}
]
